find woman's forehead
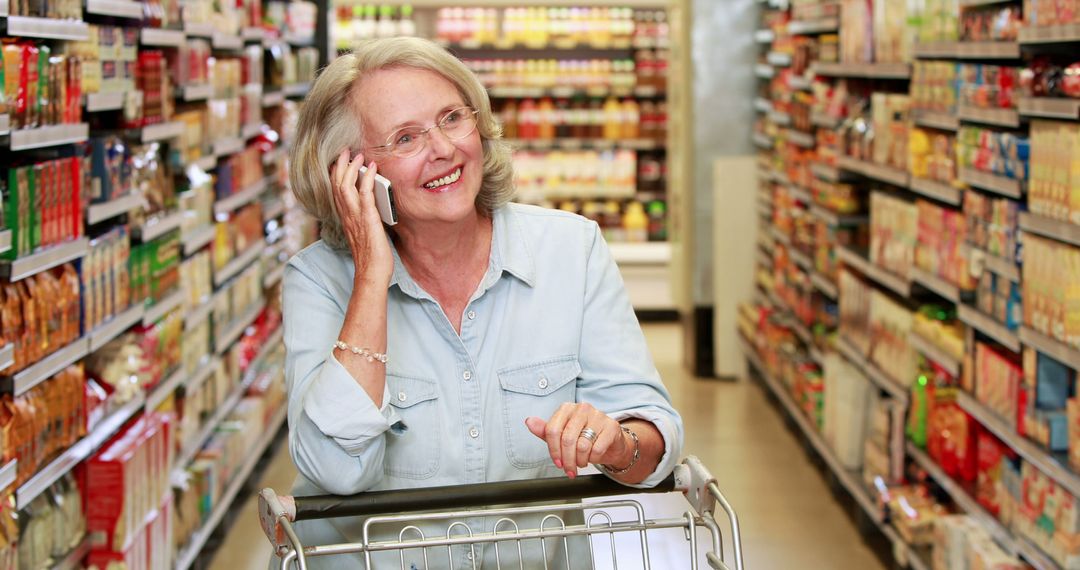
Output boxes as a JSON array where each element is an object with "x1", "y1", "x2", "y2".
[{"x1": 353, "y1": 67, "x2": 465, "y2": 135}]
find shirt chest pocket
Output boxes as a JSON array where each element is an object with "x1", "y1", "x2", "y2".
[
  {"x1": 384, "y1": 374, "x2": 441, "y2": 479},
  {"x1": 497, "y1": 356, "x2": 581, "y2": 469}
]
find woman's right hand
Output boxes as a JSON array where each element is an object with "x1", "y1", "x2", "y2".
[{"x1": 331, "y1": 149, "x2": 394, "y2": 288}]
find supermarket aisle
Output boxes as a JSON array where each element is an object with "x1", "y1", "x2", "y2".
[{"x1": 210, "y1": 323, "x2": 884, "y2": 569}]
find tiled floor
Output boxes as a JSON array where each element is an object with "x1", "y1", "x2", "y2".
[{"x1": 209, "y1": 323, "x2": 885, "y2": 569}]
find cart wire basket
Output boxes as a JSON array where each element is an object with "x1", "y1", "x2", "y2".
[{"x1": 258, "y1": 456, "x2": 743, "y2": 570}]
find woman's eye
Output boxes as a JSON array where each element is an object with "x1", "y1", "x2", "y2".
[
  {"x1": 395, "y1": 134, "x2": 413, "y2": 145},
  {"x1": 444, "y1": 111, "x2": 461, "y2": 123}
]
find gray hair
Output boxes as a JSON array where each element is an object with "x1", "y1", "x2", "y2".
[{"x1": 288, "y1": 36, "x2": 515, "y2": 249}]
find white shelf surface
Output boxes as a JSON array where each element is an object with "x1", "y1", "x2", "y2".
[
  {"x1": 185, "y1": 297, "x2": 214, "y2": 330},
  {"x1": 214, "y1": 299, "x2": 266, "y2": 355},
  {"x1": 174, "y1": 405, "x2": 285, "y2": 570},
  {"x1": 957, "y1": 304, "x2": 1021, "y2": 353},
  {"x1": 974, "y1": 248, "x2": 1020, "y2": 282},
  {"x1": 141, "y1": 120, "x2": 185, "y2": 142},
  {"x1": 87, "y1": 193, "x2": 143, "y2": 225},
  {"x1": 264, "y1": 263, "x2": 286, "y2": 289},
  {"x1": 1020, "y1": 212, "x2": 1080, "y2": 248},
  {"x1": 140, "y1": 27, "x2": 184, "y2": 46},
  {"x1": 809, "y1": 204, "x2": 866, "y2": 227},
  {"x1": 837, "y1": 155, "x2": 909, "y2": 188},
  {"x1": 959, "y1": 167, "x2": 1023, "y2": 199},
  {"x1": 788, "y1": 75, "x2": 812, "y2": 91},
  {"x1": 262, "y1": 198, "x2": 285, "y2": 221},
  {"x1": 0, "y1": 344, "x2": 12, "y2": 374},
  {"x1": 754, "y1": 64, "x2": 774, "y2": 79},
  {"x1": 88, "y1": 303, "x2": 145, "y2": 352},
  {"x1": 185, "y1": 356, "x2": 222, "y2": 398},
  {"x1": 837, "y1": 246, "x2": 911, "y2": 298},
  {"x1": 283, "y1": 82, "x2": 311, "y2": 97},
  {"x1": 810, "y1": 112, "x2": 838, "y2": 129},
  {"x1": 912, "y1": 110, "x2": 959, "y2": 131},
  {"x1": 786, "y1": 129, "x2": 815, "y2": 148},
  {"x1": 214, "y1": 243, "x2": 264, "y2": 287},
  {"x1": 262, "y1": 90, "x2": 285, "y2": 107},
  {"x1": 910, "y1": 266, "x2": 963, "y2": 303},
  {"x1": 242, "y1": 122, "x2": 262, "y2": 139},
  {"x1": 242, "y1": 27, "x2": 266, "y2": 41},
  {"x1": 0, "y1": 460, "x2": 16, "y2": 491},
  {"x1": 0, "y1": 229, "x2": 10, "y2": 255},
  {"x1": 0, "y1": 237, "x2": 89, "y2": 282},
  {"x1": 766, "y1": 51, "x2": 792, "y2": 66},
  {"x1": 9, "y1": 123, "x2": 89, "y2": 150},
  {"x1": 1019, "y1": 97, "x2": 1080, "y2": 120},
  {"x1": 957, "y1": 105, "x2": 1021, "y2": 128},
  {"x1": 753, "y1": 29, "x2": 774, "y2": 43},
  {"x1": 608, "y1": 242, "x2": 670, "y2": 265},
  {"x1": 5, "y1": 16, "x2": 90, "y2": 40},
  {"x1": 146, "y1": 366, "x2": 187, "y2": 411},
  {"x1": 810, "y1": 162, "x2": 842, "y2": 182},
  {"x1": 16, "y1": 392, "x2": 145, "y2": 509},
  {"x1": 192, "y1": 154, "x2": 217, "y2": 171},
  {"x1": 789, "y1": 247, "x2": 813, "y2": 271},
  {"x1": 957, "y1": 389, "x2": 1080, "y2": 501},
  {"x1": 212, "y1": 32, "x2": 243, "y2": 50},
  {"x1": 134, "y1": 210, "x2": 184, "y2": 242},
  {"x1": 182, "y1": 224, "x2": 217, "y2": 256},
  {"x1": 2, "y1": 337, "x2": 88, "y2": 397},
  {"x1": 183, "y1": 22, "x2": 214, "y2": 37},
  {"x1": 85, "y1": 0, "x2": 143, "y2": 18},
  {"x1": 182, "y1": 83, "x2": 213, "y2": 101},
  {"x1": 810, "y1": 271, "x2": 838, "y2": 299},
  {"x1": 85, "y1": 91, "x2": 126, "y2": 112},
  {"x1": 813, "y1": 62, "x2": 911, "y2": 79},
  {"x1": 753, "y1": 97, "x2": 772, "y2": 113},
  {"x1": 1020, "y1": 326, "x2": 1080, "y2": 372},
  {"x1": 173, "y1": 376, "x2": 249, "y2": 477},
  {"x1": 143, "y1": 288, "x2": 186, "y2": 325},
  {"x1": 752, "y1": 132, "x2": 773, "y2": 149},
  {"x1": 214, "y1": 177, "x2": 269, "y2": 215},
  {"x1": 835, "y1": 336, "x2": 910, "y2": 403},
  {"x1": 0, "y1": 113, "x2": 8, "y2": 136},
  {"x1": 767, "y1": 109, "x2": 791, "y2": 126},
  {"x1": 1019, "y1": 23, "x2": 1080, "y2": 44},
  {"x1": 909, "y1": 177, "x2": 963, "y2": 206},
  {"x1": 908, "y1": 332, "x2": 961, "y2": 378},
  {"x1": 787, "y1": 17, "x2": 838, "y2": 35},
  {"x1": 213, "y1": 136, "x2": 245, "y2": 157}
]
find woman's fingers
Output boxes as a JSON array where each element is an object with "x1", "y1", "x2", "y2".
[{"x1": 560, "y1": 405, "x2": 592, "y2": 477}]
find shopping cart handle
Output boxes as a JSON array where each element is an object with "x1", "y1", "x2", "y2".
[{"x1": 290, "y1": 472, "x2": 677, "y2": 521}]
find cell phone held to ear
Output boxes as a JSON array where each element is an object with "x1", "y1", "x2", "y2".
[{"x1": 359, "y1": 165, "x2": 398, "y2": 226}]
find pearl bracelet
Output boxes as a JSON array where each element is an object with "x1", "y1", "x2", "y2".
[
  {"x1": 333, "y1": 340, "x2": 389, "y2": 363},
  {"x1": 599, "y1": 425, "x2": 640, "y2": 475}
]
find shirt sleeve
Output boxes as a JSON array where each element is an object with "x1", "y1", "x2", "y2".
[
  {"x1": 574, "y1": 222, "x2": 685, "y2": 488},
  {"x1": 282, "y1": 255, "x2": 400, "y2": 495}
]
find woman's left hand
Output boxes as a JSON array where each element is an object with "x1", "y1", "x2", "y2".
[{"x1": 525, "y1": 404, "x2": 629, "y2": 478}]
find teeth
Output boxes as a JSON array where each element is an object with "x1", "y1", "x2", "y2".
[{"x1": 423, "y1": 167, "x2": 461, "y2": 189}]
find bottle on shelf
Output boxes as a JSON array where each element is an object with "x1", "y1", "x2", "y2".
[
  {"x1": 622, "y1": 98, "x2": 640, "y2": 139},
  {"x1": 603, "y1": 96, "x2": 623, "y2": 140},
  {"x1": 624, "y1": 201, "x2": 649, "y2": 243}
]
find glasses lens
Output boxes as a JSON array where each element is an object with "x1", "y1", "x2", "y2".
[
  {"x1": 390, "y1": 127, "x2": 425, "y2": 158},
  {"x1": 441, "y1": 108, "x2": 477, "y2": 140}
]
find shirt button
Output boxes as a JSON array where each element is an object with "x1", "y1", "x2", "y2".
[
  {"x1": 538, "y1": 377, "x2": 548, "y2": 389},
  {"x1": 467, "y1": 310, "x2": 476, "y2": 320},
  {"x1": 469, "y1": 427, "x2": 479, "y2": 438},
  {"x1": 397, "y1": 391, "x2": 407, "y2": 402},
  {"x1": 463, "y1": 370, "x2": 472, "y2": 381}
]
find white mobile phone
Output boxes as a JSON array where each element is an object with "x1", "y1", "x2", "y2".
[{"x1": 359, "y1": 165, "x2": 398, "y2": 226}]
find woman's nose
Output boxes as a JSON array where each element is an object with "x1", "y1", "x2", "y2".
[{"x1": 426, "y1": 127, "x2": 456, "y2": 158}]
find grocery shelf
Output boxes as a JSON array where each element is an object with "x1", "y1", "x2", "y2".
[
  {"x1": 789, "y1": 247, "x2": 813, "y2": 270},
  {"x1": 262, "y1": 90, "x2": 285, "y2": 107},
  {"x1": 185, "y1": 296, "x2": 214, "y2": 330},
  {"x1": 754, "y1": 29, "x2": 774, "y2": 44},
  {"x1": 4, "y1": 15, "x2": 90, "y2": 40},
  {"x1": 504, "y1": 138, "x2": 660, "y2": 151},
  {"x1": 262, "y1": 197, "x2": 285, "y2": 222},
  {"x1": 212, "y1": 32, "x2": 243, "y2": 50},
  {"x1": 956, "y1": 389, "x2": 1080, "y2": 500},
  {"x1": 264, "y1": 262, "x2": 286, "y2": 288},
  {"x1": 767, "y1": 109, "x2": 791, "y2": 126},
  {"x1": 788, "y1": 74, "x2": 812, "y2": 91},
  {"x1": 786, "y1": 129, "x2": 815, "y2": 148},
  {"x1": 8, "y1": 123, "x2": 89, "y2": 150},
  {"x1": 0, "y1": 460, "x2": 15, "y2": 491},
  {"x1": 192, "y1": 154, "x2": 217, "y2": 171},
  {"x1": 174, "y1": 404, "x2": 286, "y2": 570},
  {"x1": 214, "y1": 299, "x2": 266, "y2": 355},
  {"x1": 957, "y1": 41, "x2": 1021, "y2": 59},
  {"x1": 133, "y1": 210, "x2": 184, "y2": 241},
  {"x1": 1, "y1": 337, "x2": 88, "y2": 397},
  {"x1": 183, "y1": 22, "x2": 214, "y2": 37},
  {"x1": 283, "y1": 82, "x2": 311, "y2": 97},
  {"x1": 811, "y1": 271, "x2": 838, "y2": 299},
  {"x1": 809, "y1": 204, "x2": 866, "y2": 227},
  {"x1": 0, "y1": 229, "x2": 10, "y2": 255},
  {"x1": 810, "y1": 112, "x2": 838, "y2": 129},
  {"x1": 752, "y1": 132, "x2": 773, "y2": 149},
  {"x1": 284, "y1": 32, "x2": 315, "y2": 46},
  {"x1": 214, "y1": 242, "x2": 264, "y2": 287},
  {"x1": 957, "y1": 105, "x2": 1021, "y2": 128},
  {"x1": 913, "y1": 42, "x2": 959, "y2": 59},
  {"x1": 0, "y1": 344, "x2": 12, "y2": 374},
  {"x1": 957, "y1": 304, "x2": 1021, "y2": 353},
  {"x1": 742, "y1": 336, "x2": 884, "y2": 523},
  {"x1": 835, "y1": 335, "x2": 910, "y2": 403},
  {"x1": 1019, "y1": 97, "x2": 1080, "y2": 120},
  {"x1": 214, "y1": 177, "x2": 270, "y2": 215},
  {"x1": 16, "y1": 392, "x2": 145, "y2": 509},
  {"x1": 766, "y1": 51, "x2": 792, "y2": 66},
  {"x1": 969, "y1": 247, "x2": 1020, "y2": 282},
  {"x1": 262, "y1": 146, "x2": 286, "y2": 166},
  {"x1": 837, "y1": 155, "x2": 910, "y2": 187},
  {"x1": 908, "y1": 331, "x2": 961, "y2": 377},
  {"x1": 182, "y1": 224, "x2": 217, "y2": 256},
  {"x1": 787, "y1": 17, "x2": 838, "y2": 35},
  {"x1": 754, "y1": 64, "x2": 774, "y2": 79},
  {"x1": 837, "y1": 245, "x2": 912, "y2": 298},
  {"x1": 753, "y1": 97, "x2": 772, "y2": 113},
  {"x1": 1020, "y1": 326, "x2": 1080, "y2": 372},
  {"x1": 486, "y1": 85, "x2": 663, "y2": 99},
  {"x1": 88, "y1": 303, "x2": 146, "y2": 352},
  {"x1": 959, "y1": 0, "x2": 1019, "y2": 5},
  {"x1": 908, "y1": 177, "x2": 963, "y2": 206},
  {"x1": 52, "y1": 536, "x2": 91, "y2": 570},
  {"x1": 769, "y1": 226, "x2": 791, "y2": 247},
  {"x1": 910, "y1": 266, "x2": 964, "y2": 303},
  {"x1": 1019, "y1": 212, "x2": 1080, "y2": 248},
  {"x1": 141, "y1": 120, "x2": 185, "y2": 142},
  {"x1": 173, "y1": 375, "x2": 249, "y2": 476},
  {"x1": 0, "y1": 113, "x2": 8, "y2": 136},
  {"x1": 182, "y1": 83, "x2": 213, "y2": 102},
  {"x1": 85, "y1": 0, "x2": 143, "y2": 18},
  {"x1": 785, "y1": 183, "x2": 811, "y2": 203},
  {"x1": 1019, "y1": 23, "x2": 1080, "y2": 45},
  {"x1": 213, "y1": 136, "x2": 245, "y2": 157},
  {"x1": 140, "y1": 289, "x2": 183, "y2": 329},
  {"x1": 810, "y1": 162, "x2": 842, "y2": 182},
  {"x1": 608, "y1": 242, "x2": 671, "y2": 265},
  {"x1": 85, "y1": 91, "x2": 126, "y2": 112},
  {"x1": 146, "y1": 366, "x2": 186, "y2": 411},
  {"x1": 184, "y1": 356, "x2": 221, "y2": 398},
  {"x1": 242, "y1": 122, "x2": 262, "y2": 139},
  {"x1": 813, "y1": 62, "x2": 911, "y2": 79},
  {"x1": 756, "y1": 202, "x2": 771, "y2": 219},
  {"x1": 911, "y1": 110, "x2": 959, "y2": 131},
  {"x1": 0, "y1": 237, "x2": 90, "y2": 282},
  {"x1": 242, "y1": 27, "x2": 265, "y2": 41},
  {"x1": 140, "y1": 27, "x2": 185, "y2": 47},
  {"x1": 959, "y1": 167, "x2": 1023, "y2": 199},
  {"x1": 87, "y1": 193, "x2": 143, "y2": 225}
]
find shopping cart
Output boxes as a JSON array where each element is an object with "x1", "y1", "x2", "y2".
[{"x1": 258, "y1": 455, "x2": 743, "y2": 570}]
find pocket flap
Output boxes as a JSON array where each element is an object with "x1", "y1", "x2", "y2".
[
  {"x1": 386, "y1": 374, "x2": 439, "y2": 409},
  {"x1": 497, "y1": 356, "x2": 581, "y2": 396}
]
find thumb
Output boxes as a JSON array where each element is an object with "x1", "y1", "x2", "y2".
[{"x1": 525, "y1": 417, "x2": 547, "y2": 439}]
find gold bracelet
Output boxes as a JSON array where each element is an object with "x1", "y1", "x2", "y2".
[
  {"x1": 333, "y1": 340, "x2": 388, "y2": 363},
  {"x1": 599, "y1": 426, "x2": 640, "y2": 475}
]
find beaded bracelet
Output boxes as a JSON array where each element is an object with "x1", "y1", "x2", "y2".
[
  {"x1": 599, "y1": 425, "x2": 640, "y2": 475},
  {"x1": 333, "y1": 340, "x2": 389, "y2": 363}
]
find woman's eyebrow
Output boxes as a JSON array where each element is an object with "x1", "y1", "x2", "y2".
[{"x1": 386, "y1": 104, "x2": 466, "y2": 132}]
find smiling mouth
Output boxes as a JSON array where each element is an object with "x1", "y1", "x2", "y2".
[{"x1": 422, "y1": 167, "x2": 462, "y2": 190}]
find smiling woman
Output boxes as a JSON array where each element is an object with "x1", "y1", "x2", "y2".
[{"x1": 278, "y1": 36, "x2": 684, "y2": 569}]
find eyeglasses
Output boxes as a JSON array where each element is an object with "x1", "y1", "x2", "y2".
[{"x1": 368, "y1": 106, "x2": 480, "y2": 159}]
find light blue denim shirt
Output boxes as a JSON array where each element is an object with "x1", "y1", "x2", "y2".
[{"x1": 279, "y1": 203, "x2": 684, "y2": 568}]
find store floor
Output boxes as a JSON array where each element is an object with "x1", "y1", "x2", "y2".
[{"x1": 209, "y1": 323, "x2": 884, "y2": 570}]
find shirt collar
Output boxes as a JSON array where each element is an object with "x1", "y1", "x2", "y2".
[{"x1": 387, "y1": 206, "x2": 536, "y2": 300}]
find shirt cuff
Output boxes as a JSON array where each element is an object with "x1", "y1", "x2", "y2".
[
  {"x1": 609, "y1": 410, "x2": 681, "y2": 488},
  {"x1": 302, "y1": 353, "x2": 401, "y2": 456}
]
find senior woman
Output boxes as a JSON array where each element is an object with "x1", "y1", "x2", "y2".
[{"x1": 280, "y1": 36, "x2": 683, "y2": 568}]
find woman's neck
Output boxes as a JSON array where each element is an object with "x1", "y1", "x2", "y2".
[{"x1": 393, "y1": 209, "x2": 493, "y2": 285}]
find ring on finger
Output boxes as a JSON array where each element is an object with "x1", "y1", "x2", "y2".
[{"x1": 579, "y1": 428, "x2": 598, "y2": 442}]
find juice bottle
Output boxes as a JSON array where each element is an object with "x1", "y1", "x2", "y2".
[
  {"x1": 647, "y1": 199, "x2": 667, "y2": 241},
  {"x1": 602, "y1": 96, "x2": 621, "y2": 140},
  {"x1": 621, "y1": 98, "x2": 640, "y2": 139},
  {"x1": 623, "y1": 201, "x2": 648, "y2": 242},
  {"x1": 518, "y1": 98, "x2": 537, "y2": 139},
  {"x1": 399, "y1": 5, "x2": 417, "y2": 37},
  {"x1": 535, "y1": 97, "x2": 554, "y2": 139},
  {"x1": 588, "y1": 99, "x2": 603, "y2": 138},
  {"x1": 500, "y1": 100, "x2": 518, "y2": 139},
  {"x1": 603, "y1": 200, "x2": 624, "y2": 242}
]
